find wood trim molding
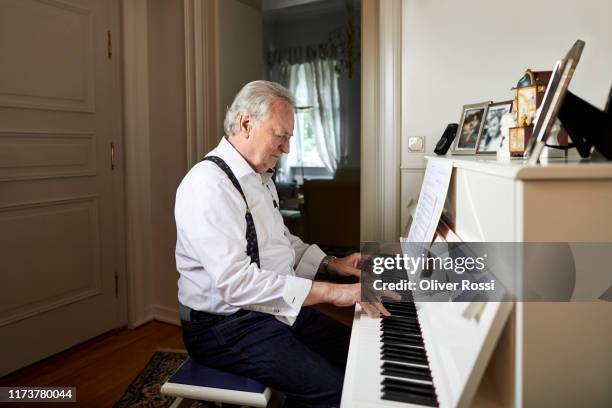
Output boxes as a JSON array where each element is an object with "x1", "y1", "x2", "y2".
[
  {"x1": 108, "y1": 0, "x2": 128, "y2": 329},
  {"x1": 379, "y1": 0, "x2": 402, "y2": 241},
  {"x1": 184, "y1": 0, "x2": 219, "y2": 169},
  {"x1": 121, "y1": 0, "x2": 153, "y2": 328},
  {"x1": 184, "y1": 0, "x2": 198, "y2": 169},
  {"x1": 361, "y1": 0, "x2": 402, "y2": 242},
  {"x1": 360, "y1": 0, "x2": 381, "y2": 242}
]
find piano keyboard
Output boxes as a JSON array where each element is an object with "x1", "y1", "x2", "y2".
[{"x1": 380, "y1": 300, "x2": 439, "y2": 407}]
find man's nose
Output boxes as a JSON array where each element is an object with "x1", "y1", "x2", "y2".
[{"x1": 280, "y1": 139, "x2": 290, "y2": 154}]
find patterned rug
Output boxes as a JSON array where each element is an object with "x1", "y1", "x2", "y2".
[{"x1": 114, "y1": 350, "x2": 215, "y2": 408}]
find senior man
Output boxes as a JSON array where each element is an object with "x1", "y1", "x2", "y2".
[{"x1": 175, "y1": 80, "x2": 388, "y2": 408}]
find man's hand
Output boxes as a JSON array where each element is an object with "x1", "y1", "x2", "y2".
[
  {"x1": 326, "y1": 253, "x2": 362, "y2": 278},
  {"x1": 304, "y1": 281, "x2": 392, "y2": 318}
]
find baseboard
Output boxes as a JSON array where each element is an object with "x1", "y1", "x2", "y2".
[
  {"x1": 129, "y1": 304, "x2": 180, "y2": 328},
  {"x1": 129, "y1": 306, "x2": 156, "y2": 329},
  {"x1": 151, "y1": 304, "x2": 180, "y2": 326}
]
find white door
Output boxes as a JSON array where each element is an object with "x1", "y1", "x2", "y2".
[{"x1": 0, "y1": 0, "x2": 124, "y2": 375}]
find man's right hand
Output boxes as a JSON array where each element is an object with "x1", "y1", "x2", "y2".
[{"x1": 304, "y1": 282, "x2": 393, "y2": 318}]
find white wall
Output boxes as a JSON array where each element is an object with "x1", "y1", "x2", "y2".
[{"x1": 400, "y1": 0, "x2": 612, "y2": 228}]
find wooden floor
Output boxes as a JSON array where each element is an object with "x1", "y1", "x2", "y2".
[
  {"x1": 0, "y1": 321, "x2": 184, "y2": 407},
  {"x1": 0, "y1": 306, "x2": 353, "y2": 407}
]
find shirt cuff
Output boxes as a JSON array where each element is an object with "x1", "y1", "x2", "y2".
[
  {"x1": 294, "y1": 244, "x2": 326, "y2": 280},
  {"x1": 277, "y1": 275, "x2": 312, "y2": 325}
]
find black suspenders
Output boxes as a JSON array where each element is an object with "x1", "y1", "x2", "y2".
[{"x1": 201, "y1": 156, "x2": 260, "y2": 268}]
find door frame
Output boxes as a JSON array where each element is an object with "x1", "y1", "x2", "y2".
[
  {"x1": 109, "y1": 0, "x2": 128, "y2": 328},
  {"x1": 361, "y1": 0, "x2": 402, "y2": 242},
  {"x1": 184, "y1": 0, "x2": 220, "y2": 169},
  {"x1": 121, "y1": 0, "x2": 154, "y2": 327}
]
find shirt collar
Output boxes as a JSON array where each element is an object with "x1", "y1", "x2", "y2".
[
  {"x1": 214, "y1": 137, "x2": 256, "y2": 179},
  {"x1": 213, "y1": 137, "x2": 277, "y2": 181}
]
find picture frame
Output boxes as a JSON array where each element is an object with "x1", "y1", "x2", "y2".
[
  {"x1": 452, "y1": 102, "x2": 491, "y2": 155},
  {"x1": 516, "y1": 86, "x2": 537, "y2": 127},
  {"x1": 526, "y1": 40, "x2": 585, "y2": 164},
  {"x1": 477, "y1": 100, "x2": 513, "y2": 154},
  {"x1": 509, "y1": 126, "x2": 526, "y2": 156}
]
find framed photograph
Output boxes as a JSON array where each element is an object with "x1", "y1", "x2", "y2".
[
  {"x1": 477, "y1": 100, "x2": 513, "y2": 154},
  {"x1": 452, "y1": 102, "x2": 490, "y2": 155},
  {"x1": 517, "y1": 86, "x2": 537, "y2": 127},
  {"x1": 509, "y1": 126, "x2": 533, "y2": 157}
]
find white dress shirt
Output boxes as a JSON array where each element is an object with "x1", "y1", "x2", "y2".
[{"x1": 175, "y1": 137, "x2": 326, "y2": 325}]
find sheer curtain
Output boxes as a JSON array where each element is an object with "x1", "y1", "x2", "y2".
[
  {"x1": 269, "y1": 51, "x2": 342, "y2": 182},
  {"x1": 309, "y1": 59, "x2": 341, "y2": 174}
]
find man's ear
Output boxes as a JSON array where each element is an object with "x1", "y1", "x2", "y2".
[{"x1": 239, "y1": 115, "x2": 251, "y2": 138}]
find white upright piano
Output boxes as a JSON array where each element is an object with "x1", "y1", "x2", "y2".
[{"x1": 341, "y1": 156, "x2": 612, "y2": 407}]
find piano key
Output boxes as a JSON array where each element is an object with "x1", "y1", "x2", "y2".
[
  {"x1": 382, "y1": 344, "x2": 427, "y2": 356},
  {"x1": 381, "y1": 328, "x2": 422, "y2": 338},
  {"x1": 381, "y1": 344, "x2": 428, "y2": 358},
  {"x1": 381, "y1": 337, "x2": 424, "y2": 348},
  {"x1": 381, "y1": 320, "x2": 421, "y2": 331},
  {"x1": 381, "y1": 324, "x2": 421, "y2": 335},
  {"x1": 382, "y1": 332, "x2": 424, "y2": 343},
  {"x1": 383, "y1": 314, "x2": 419, "y2": 322},
  {"x1": 382, "y1": 377, "x2": 436, "y2": 394},
  {"x1": 381, "y1": 390, "x2": 439, "y2": 407},
  {"x1": 384, "y1": 302, "x2": 417, "y2": 310},
  {"x1": 383, "y1": 301, "x2": 416, "y2": 309},
  {"x1": 381, "y1": 381, "x2": 437, "y2": 406},
  {"x1": 382, "y1": 351, "x2": 429, "y2": 366},
  {"x1": 385, "y1": 306, "x2": 417, "y2": 314},
  {"x1": 381, "y1": 362, "x2": 433, "y2": 381},
  {"x1": 382, "y1": 335, "x2": 424, "y2": 346}
]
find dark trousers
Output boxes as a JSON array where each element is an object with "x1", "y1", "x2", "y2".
[{"x1": 181, "y1": 307, "x2": 351, "y2": 408}]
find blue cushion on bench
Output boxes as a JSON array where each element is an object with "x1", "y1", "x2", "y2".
[
  {"x1": 168, "y1": 357, "x2": 266, "y2": 393},
  {"x1": 160, "y1": 357, "x2": 271, "y2": 407}
]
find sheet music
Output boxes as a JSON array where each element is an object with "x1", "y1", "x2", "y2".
[{"x1": 406, "y1": 159, "x2": 453, "y2": 243}]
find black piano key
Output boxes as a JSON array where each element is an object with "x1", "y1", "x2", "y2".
[
  {"x1": 381, "y1": 362, "x2": 433, "y2": 381},
  {"x1": 383, "y1": 315, "x2": 419, "y2": 323},
  {"x1": 381, "y1": 344, "x2": 427, "y2": 357},
  {"x1": 384, "y1": 302, "x2": 417, "y2": 310},
  {"x1": 381, "y1": 382, "x2": 436, "y2": 405},
  {"x1": 381, "y1": 337, "x2": 415, "y2": 347},
  {"x1": 386, "y1": 312, "x2": 418, "y2": 319},
  {"x1": 385, "y1": 306, "x2": 418, "y2": 316},
  {"x1": 382, "y1": 351, "x2": 428, "y2": 365},
  {"x1": 382, "y1": 377, "x2": 435, "y2": 394},
  {"x1": 382, "y1": 334, "x2": 423, "y2": 345},
  {"x1": 381, "y1": 345, "x2": 425, "y2": 356},
  {"x1": 381, "y1": 320, "x2": 421, "y2": 330},
  {"x1": 382, "y1": 328, "x2": 422, "y2": 338},
  {"x1": 382, "y1": 325, "x2": 421, "y2": 335},
  {"x1": 382, "y1": 337, "x2": 424, "y2": 348},
  {"x1": 382, "y1": 390, "x2": 439, "y2": 407},
  {"x1": 382, "y1": 333, "x2": 424, "y2": 344},
  {"x1": 382, "y1": 319, "x2": 420, "y2": 328},
  {"x1": 383, "y1": 302, "x2": 416, "y2": 310}
]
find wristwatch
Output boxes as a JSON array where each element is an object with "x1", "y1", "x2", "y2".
[{"x1": 319, "y1": 255, "x2": 337, "y2": 274}]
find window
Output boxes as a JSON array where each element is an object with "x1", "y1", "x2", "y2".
[
  {"x1": 287, "y1": 64, "x2": 326, "y2": 169},
  {"x1": 276, "y1": 59, "x2": 341, "y2": 183}
]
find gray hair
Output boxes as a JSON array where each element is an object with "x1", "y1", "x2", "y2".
[{"x1": 223, "y1": 80, "x2": 294, "y2": 136}]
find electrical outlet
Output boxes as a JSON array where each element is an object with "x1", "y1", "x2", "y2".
[{"x1": 408, "y1": 136, "x2": 425, "y2": 152}]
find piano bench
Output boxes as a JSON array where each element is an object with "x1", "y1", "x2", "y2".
[{"x1": 160, "y1": 356, "x2": 277, "y2": 407}]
